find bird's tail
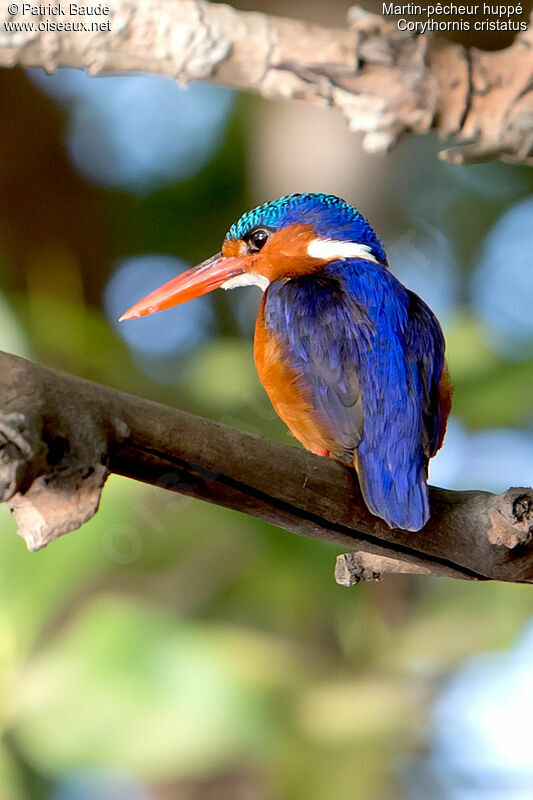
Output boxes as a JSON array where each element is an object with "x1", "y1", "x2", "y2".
[{"x1": 354, "y1": 449, "x2": 430, "y2": 532}]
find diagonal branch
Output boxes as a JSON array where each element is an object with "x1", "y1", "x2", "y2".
[
  {"x1": 0, "y1": 1, "x2": 532, "y2": 163},
  {"x1": 1, "y1": 350, "x2": 532, "y2": 584}
]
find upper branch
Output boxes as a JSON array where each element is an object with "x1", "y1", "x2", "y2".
[
  {"x1": 0, "y1": 1, "x2": 532, "y2": 163},
  {"x1": 1, "y1": 350, "x2": 532, "y2": 584}
]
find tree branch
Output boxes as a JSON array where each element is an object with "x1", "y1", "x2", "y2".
[
  {"x1": 1, "y1": 351, "x2": 532, "y2": 584},
  {"x1": 0, "y1": 1, "x2": 532, "y2": 164}
]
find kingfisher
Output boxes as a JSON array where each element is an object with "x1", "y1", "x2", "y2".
[{"x1": 120, "y1": 193, "x2": 452, "y2": 532}]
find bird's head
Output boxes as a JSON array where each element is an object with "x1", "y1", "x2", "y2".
[{"x1": 119, "y1": 193, "x2": 387, "y2": 321}]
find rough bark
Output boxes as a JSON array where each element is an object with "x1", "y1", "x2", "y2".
[
  {"x1": 0, "y1": 1, "x2": 532, "y2": 164},
  {"x1": 1, "y1": 351, "x2": 532, "y2": 584}
]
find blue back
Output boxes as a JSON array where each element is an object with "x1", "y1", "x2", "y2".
[{"x1": 263, "y1": 259, "x2": 445, "y2": 531}]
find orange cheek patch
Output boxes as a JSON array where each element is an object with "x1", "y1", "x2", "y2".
[
  {"x1": 259, "y1": 224, "x2": 327, "y2": 282},
  {"x1": 222, "y1": 238, "x2": 245, "y2": 257},
  {"x1": 271, "y1": 224, "x2": 315, "y2": 256},
  {"x1": 222, "y1": 224, "x2": 329, "y2": 283}
]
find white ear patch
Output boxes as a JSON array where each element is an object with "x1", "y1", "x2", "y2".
[
  {"x1": 221, "y1": 272, "x2": 270, "y2": 292},
  {"x1": 307, "y1": 238, "x2": 379, "y2": 263}
]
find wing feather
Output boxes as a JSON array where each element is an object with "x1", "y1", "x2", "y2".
[
  {"x1": 262, "y1": 264, "x2": 449, "y2": 531},
  {"x1": 405, "y1": 289, "x2": 448, "y2": 460},
  {"x1": 265, "y1": 275, "x2": 368, "y2": 462}
]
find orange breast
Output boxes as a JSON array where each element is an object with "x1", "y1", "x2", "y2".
[
  {"x1": 253, "y1": 296, "x2": 338, "y2": 456},
  {"x1": 437, "y1": 360, "x2": 453, "y2": 451}
]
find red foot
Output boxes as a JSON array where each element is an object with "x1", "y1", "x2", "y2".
[{"x1": 314, "y1": 449, "x2": 330, "y2": 458}]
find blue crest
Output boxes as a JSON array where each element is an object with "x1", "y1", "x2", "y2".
[{"x1": 226, "y1": 193, "x2": 387, "y2": 265}]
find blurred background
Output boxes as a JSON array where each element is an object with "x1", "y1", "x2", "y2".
[{"x1": 1, "y1": 0, "x2": 533, "y2": 797}]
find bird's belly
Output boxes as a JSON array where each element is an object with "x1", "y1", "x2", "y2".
[{"x1": 254, "y1": 313, "x2": 340, "y2": 457}]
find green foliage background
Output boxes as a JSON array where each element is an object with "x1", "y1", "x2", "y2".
[{"x1": 0, "y1": 60, "x2": 532, "y2": 800}]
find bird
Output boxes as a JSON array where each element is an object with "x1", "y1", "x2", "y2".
[{"x1": 119, "y1": 193, "x2": 452, "y2": 532}]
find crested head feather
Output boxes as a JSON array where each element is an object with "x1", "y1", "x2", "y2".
[{"x1": 226, "y1": 193, "x2": 387, "y2": 266}]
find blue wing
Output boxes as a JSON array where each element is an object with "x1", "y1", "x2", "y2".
[
  {"x1": 264, "y1": 261, "x2": 446, "y2": 532},
  {"x1": 405, "y1": 289, "x2": 447, "y2": 459},
  {"x1": 352, "y1": 280, "x2": 446, "y2": 531},
  {"x1": 264, "y1": 275, "x2": 367, "y2": 463}
]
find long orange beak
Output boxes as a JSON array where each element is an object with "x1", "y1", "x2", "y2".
[{"x1": 118, "y1": 252, "x2": 249, "y2": 321}]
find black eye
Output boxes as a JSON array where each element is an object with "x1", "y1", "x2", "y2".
[{"x1": 246, "y1": 228, "x2": 270, "y2": 253}]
